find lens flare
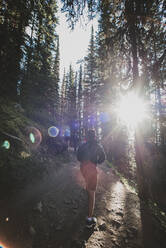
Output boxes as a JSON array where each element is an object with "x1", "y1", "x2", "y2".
[
  {"x1": 29, "y1": 133, "x2": 35, "y2": 143},
  {"x1": 26, "y1": 127, "x2": 42, "y2": 148},
  {"x1": 2, "y1": 140, "x2": 10, "y2": 149},
  {"x1": 0, "y1": 243, "x2": 8, "y2": 248},
  {"x1": 64, "y1": 128, "x2": 70, "y2": 137},
  {"x1": 48, "y1": 126, "x2": 59, "y2": 137},
  {"x1": 99, "y1": 112, "x2": 109, "y2": 123}
]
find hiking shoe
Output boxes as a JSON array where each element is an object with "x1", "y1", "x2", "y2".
[{"x1": 86, "y1": 217, "x2": 97, "y2": 228}]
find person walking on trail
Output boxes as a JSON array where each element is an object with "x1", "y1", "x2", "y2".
[{"x1": 77, "y1": 129, "x2": 106, "y2": 228}]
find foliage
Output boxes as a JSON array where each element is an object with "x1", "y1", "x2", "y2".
[
  {"x1": 0, "y1": 0, "x2": 60, "y2": 125},
  {"x1": 20, "y1": 0, "x2": 59, "y2": 121},
  {"x1": 0, "y1": 0, "x2": 30, "y2": 100}
]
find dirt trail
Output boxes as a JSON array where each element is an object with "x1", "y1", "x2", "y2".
[{"x1": 0, "y1": 155, "x2": 143, "y2": 248}]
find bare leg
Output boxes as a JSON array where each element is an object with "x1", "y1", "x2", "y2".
[{"x1": 87, "y1": 189, "x2": 95, "y2": 218}]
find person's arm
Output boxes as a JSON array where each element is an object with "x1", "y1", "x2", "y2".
[
  {"x1": 76, "y1": 144, "x2": 84, "y2": 162},
  {"x1": 97, "y1": 145, "x2": 106, "y2": 164}
]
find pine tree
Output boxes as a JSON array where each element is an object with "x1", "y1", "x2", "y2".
[
  {"x1": 60, "y1": 69, "x2": 67, "y2": 126},
  {"x1": 51, "y1": 36, "x2": 60, "y2": 122},
  {"x1": 67, "y1": 65, "x2": 77, "y2": 136},
  {"x1": 84, "y1": 26, "x2": 99, "y2": 133},
  {"x1": 0, "y1": 0, "x2": 30, "y2": 101},
  {"x1": 96, "y1": 0, "x2": 122, "y2": 145},
  {"x1": 20, "y1": 0, "x2": 59, "y2": 124},
  {"x1": 77, "y1": 65, "x2": 83, "y2": 140}
]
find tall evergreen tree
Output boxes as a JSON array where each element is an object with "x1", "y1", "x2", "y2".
[
  {"x1": 0, "y1": 0, "x2": 30, "y2": 101},
  {"x1": 20, "y1": 0, "x2": 59, "y2": 124},
  {"x1": 84, "y1": 26, "x2": 99, "y2": 132},
  {"x1": 60, "y1": 69, "x2": 67, "y2": 126},
  {"x1": 77, "y1": 65, "x2": 83, "y2": 140},
  {"x1": 51, "y1": 36, "x2": 60, "y2": 121},
  {"x1": 66, "y1": 65, "x2": 77, "y2": 136}
]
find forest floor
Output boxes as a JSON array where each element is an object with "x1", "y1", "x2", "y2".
[{"x1": 0, "y1": 149, "x2": 165, "y2": 248}]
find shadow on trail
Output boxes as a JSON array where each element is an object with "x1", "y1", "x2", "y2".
[{"x1": 118, "y1": 191, "x2": 142, "y2": 248}]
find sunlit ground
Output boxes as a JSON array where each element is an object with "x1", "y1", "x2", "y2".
[
  {"x1": 106, "y1": 181, "x2": 126, "y2": 214},
  {"x1": 116, "y1": 92, "x2": 148, "y2": 128}
]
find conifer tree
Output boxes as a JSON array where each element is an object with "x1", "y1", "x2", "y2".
[
  {"x1": 60, "y1": 69, "x2": 67, "y2": 126},
  {"x1": 84, "y1": 26, "x2": 99, "y2": 132},
  {"x1": 20, "y1": 0, "x2": 59, "y2": 124},
  {"x1": 0, "y1": 0, "x2": 30, "y2": 101},
  {"x1": 66, "y1": 65, "x2": 77, "y2": 136},
  {"x1": 51, "y1": 36, "x2": 60, "y2": 121},
  {"x1": 77, "y1": 65, "x2": 83, "y2": 140}
]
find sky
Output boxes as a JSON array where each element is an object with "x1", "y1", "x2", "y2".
[{"x1": 56, "y1": 3, "x2": 98, "y2": 80}]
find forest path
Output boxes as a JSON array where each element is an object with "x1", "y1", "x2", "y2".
[{"x1": 0, "y1": 152, "x2": 143, "y2": 248}]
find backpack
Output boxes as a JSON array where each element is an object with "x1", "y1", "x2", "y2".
[{"x1": 77, "y1": 141, "x2": 105, "y2": 164}]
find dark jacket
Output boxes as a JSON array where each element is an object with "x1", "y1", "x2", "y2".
[{"x1": 77, "y1": 140, "x2": 106, "y2": 165}]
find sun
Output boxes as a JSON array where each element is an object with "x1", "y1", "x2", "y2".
[{"x1": 116, "y1": 92, "x2": 147, "y2": 126}]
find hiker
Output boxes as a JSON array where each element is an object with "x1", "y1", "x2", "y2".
[
  {"x1": 64, "y1": 128, "x2": 71, "y2": 149},
  {"x1": 72, "y1": 133, "x2": 79, "y2": 152},
  {"x1": 77, "y1": 129, "x2": 106, "y2": 228}
]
